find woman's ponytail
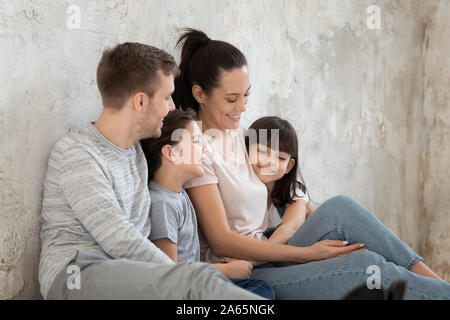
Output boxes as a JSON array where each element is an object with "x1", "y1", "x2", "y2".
[
  {"x1": 172, "y1": 29, "x2": 210, "y2": 111},
  {"x1": 172, "y1": 28, "x2": 247, "y2": 112}
]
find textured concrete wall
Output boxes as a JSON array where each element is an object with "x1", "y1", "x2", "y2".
[
  {"x1": 0, "y1": 0, "x2": 448, "y2": 299},
  {"x1": 422, "y1": 0, "x2": 450, "y2": 281}
]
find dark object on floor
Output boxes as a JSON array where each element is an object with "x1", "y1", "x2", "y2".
[{"x1": 343, "y1": 280, "x2": 407, "y2": 300}]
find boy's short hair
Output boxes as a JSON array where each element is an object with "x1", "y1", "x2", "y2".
[
  {"x1": 97, "y1": 42, "x2": 179, "y2": 109},
  {"x1": 141, "y1": 108, "x2": 197, "y2": 181}
]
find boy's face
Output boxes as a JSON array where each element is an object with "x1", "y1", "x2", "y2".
[
  {"x1": 140, "y1": 70, "x2": 175, "y2": 139},
  {"x1": 250, "y1": 143, "x2": 294, "y2": 184},
  {"x1": 171, "y1": 121, "x2": 205, "y2": 179}
]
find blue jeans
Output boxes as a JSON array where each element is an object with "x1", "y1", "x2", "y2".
[
  {"x1": 231, "y1": 279, "x2": 275, "y2": 299},
  {"x1": 250, "y1": 195, "x2": 450, "y2": 299}
]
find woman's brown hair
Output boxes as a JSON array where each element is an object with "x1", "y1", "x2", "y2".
[{"x1": 172, "y1": 28, "x2": 247, "y2": 111}]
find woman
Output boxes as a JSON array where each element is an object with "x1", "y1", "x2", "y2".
[{"x1": 172, "y1": 28, "x2": 450, "y2": 299}]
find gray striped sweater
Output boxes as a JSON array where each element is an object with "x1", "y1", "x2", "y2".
[{"x1": 38, "y1": 124, "x2": 174, "y2": 299}]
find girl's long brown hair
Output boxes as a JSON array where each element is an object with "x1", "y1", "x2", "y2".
[{"x1": 245, "y1": 116, "x2": 310, "y2": 206}]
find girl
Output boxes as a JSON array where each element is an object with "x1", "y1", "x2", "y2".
[{"x1": 245, "y1": 116, "x2": 316, "y2": 244}]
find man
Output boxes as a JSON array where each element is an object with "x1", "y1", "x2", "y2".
[{"x1": 39, "y1": 42, "x2": 262, "y2": 300}]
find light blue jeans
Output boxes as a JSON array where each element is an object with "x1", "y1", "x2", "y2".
[{"x1": 250, "y1": 195, "x2": 450, "y2": 299}]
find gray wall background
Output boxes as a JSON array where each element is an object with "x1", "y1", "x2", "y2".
[{"x1": 0, "y1": 0, "x2": 449, "y2": 299}]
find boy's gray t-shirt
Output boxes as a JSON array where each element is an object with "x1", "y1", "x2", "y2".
[{"x1": 148, "y1": 181, "x2": 200, "y2": 262}]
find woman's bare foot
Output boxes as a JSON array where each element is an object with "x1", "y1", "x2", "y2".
[{"x1": 410, "y1": 261, "x2": 445, "y2": 281}]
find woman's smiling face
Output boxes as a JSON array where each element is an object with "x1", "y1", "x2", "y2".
[{"x1": 196, "y1": 66, "x2": 251, "y2": 131}]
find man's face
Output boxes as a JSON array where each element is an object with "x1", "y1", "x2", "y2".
[{"x1": 139, "y1": 70, "x2": 175, "y2": 139}]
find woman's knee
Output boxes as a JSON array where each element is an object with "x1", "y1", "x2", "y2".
[
  {"x1": 319, "y1": 195, "x2": 368, "y2": 220},
  {"x1": 326, "y1": 195, "x2": 356, "y2": 208},
  {"x1": 315, "y1": 195, "x2": 355, "y2": 219}
]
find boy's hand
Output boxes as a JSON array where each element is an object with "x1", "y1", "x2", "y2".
[
  {"x1": 220, "y1": 257, "x2": 264, "y2": 267},
  {"x1": 213, "y1": 259, "x2": 253, "y2": 279}
]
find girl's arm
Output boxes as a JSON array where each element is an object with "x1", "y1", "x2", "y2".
[
  {"x1": 266, "y1": 199, "x2": 307, "y2": 245},
  {"x1": 186, "y1": 184, "x2": 364, "y2": 263},
  {"x1": 152, "y1": 238, "x2": 178, "y2": 262},
  {"x1": 306, "y1": 202, "x2": 316, "y2": 218}
]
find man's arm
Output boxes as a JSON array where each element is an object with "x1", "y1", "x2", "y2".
[{"x1": 59, "y1": 146, "x2": 174, "y2": 264}]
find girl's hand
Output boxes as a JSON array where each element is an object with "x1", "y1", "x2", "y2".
[
  {"x1": 306, "y1": 240, "x2": 367, "y2": 262},
  {"x1": 305, "y1": 203, "x2": 316, "y2": 219},
  {"x1": 213, "y1": 259, "x2": 253, "y2": 279}
]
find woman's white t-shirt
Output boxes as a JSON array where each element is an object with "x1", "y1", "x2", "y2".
[{"x1": 184, "y1": 127, "x2": 268, "y2": 263}]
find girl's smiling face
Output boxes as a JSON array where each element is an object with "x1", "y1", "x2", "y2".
[{"x1": 250, "y1": 143, "x2": 295, "y2": 185}]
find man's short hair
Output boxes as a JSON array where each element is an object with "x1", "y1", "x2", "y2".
[{"x1": 96, "y1": 42, "x2": 179, "y2": 109}]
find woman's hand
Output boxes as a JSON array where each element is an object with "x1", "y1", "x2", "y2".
[
  {"x1": 306, "y1": 240, "x2": 367, "y2": 262},
  {"x1": 213, "y1": 260, "x2": 253, "y2": 279}
]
